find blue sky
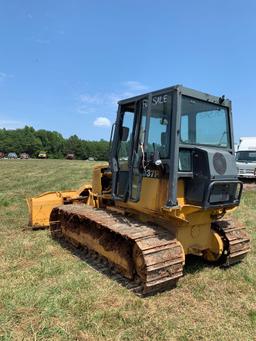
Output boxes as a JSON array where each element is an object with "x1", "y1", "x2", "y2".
[{"x1": 0, "y1": 0, "x2": 255, "y2": 142}]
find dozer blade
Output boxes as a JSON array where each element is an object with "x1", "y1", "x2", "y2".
[
  {"x1": 27, "y1": 184, "x2": 92, "y2": 229},
  {"x1": 50, "y1": 205, "x2": 185, "y2": 295}
]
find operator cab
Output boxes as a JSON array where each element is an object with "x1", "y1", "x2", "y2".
[{"x1": 110, "y1": 85, "x2": 242, "y2": 209}]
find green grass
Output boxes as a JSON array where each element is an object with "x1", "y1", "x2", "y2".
[{"x1": 0, "y1": 159, "x2": 255, "y2": 340}]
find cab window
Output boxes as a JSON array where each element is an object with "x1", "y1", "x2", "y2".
[{"x1": 146, "y1": 93, "x2": 172, "y2": 158}]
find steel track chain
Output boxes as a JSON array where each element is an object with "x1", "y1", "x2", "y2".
[
  {"x1": 50, "y1": 205, "x2": 185, "y2": 295},
  {"x1": 212, "y1": 218, "x2": 250, "y2": 266}
]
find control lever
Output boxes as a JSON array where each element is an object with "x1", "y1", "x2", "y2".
[
  {"x1": 152, "y1": 143, "x2": 162, "y2": 167},
  {"x1": 155, "y1": 159, "x2": 162, "y2": 166}
]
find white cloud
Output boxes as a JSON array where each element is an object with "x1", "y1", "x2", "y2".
[
  {"x1": 35, "y1": 38, "x2": 51, "y2": 44},
  {"x1": 0, "y1": 72, "x2": 13, "y2": 82},
  {"x1": 78, "y1": 90, "x2": 140, "y2": 111},
  {"x1": 77, "y1": 81, "x2": 148, "y2": 115},
  {"x1": 0, "y1": 119, "x2": 24, "y2": 129},
  {"x1": 93, "y1": 117, "x2": 111, "y2": 127},
  {"x1": 107, "y1": 91, "x2": 136, "y2": 105},
  {"x1": 123, "y1": 81, "x2": 148, "y2": 91},
  {"x1": 57, "y1": 29, "x2": 65, "y2": 35},
  {"x1": 0, "y1": 72, "x2": 7, "y2": 80},
  {"x1": 77, "y1": 107, "x2": 97, "y2": 115},
  {"x1": 77, "y1": 93, "x2": 116, "y2": 115},
  {"x1": 80, "y1": 94, "x2": 102, "y2": 105}
]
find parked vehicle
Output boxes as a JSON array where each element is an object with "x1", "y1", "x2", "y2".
[
  {"x1": 7, "y1": 152, "x2": 18, "y2": 159},
  {"x1": 20, "y1": 153, "x2": 29, "y2": 159},
  {"x1": 66, "y1": 153, "x2": 75, "y2": 160},
  {"x1": 38, "y1": 151, "x2": 47, "y2": 159},
  {"x1": 236, "y1": 137, "x2": 256, "y2": 179}
]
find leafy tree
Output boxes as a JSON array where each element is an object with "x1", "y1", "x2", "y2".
[{"x1": 0, "y1": 127, "x2": 109, "y2": 160}]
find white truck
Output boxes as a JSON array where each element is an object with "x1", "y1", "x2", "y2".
[{"x1": 236, "y1": 137, "x2": 256, "y2": 179}]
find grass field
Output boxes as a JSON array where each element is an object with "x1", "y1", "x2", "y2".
[{"x1": 0, "y1": 159, "x2": 255, "y2": 341}]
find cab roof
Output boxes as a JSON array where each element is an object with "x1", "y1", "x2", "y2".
[{"x1": 118, "y1": 84, "x2": 231, "y2": 108}]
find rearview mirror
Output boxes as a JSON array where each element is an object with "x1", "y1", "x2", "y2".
[{"x1": 121, "y1": 126, "x2": 129, "y2": 141}]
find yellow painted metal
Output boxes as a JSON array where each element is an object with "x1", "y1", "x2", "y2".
[
  {"x1": 28, "y1": 163, "x2": 229, "y2": 259},
  {"x1": 91, "y1": 163, "x2": 108, "y2": 194},
  {"x1": 27, "y1": 184, "x2": 92, "y2": 228},
  {"x1": 61, "y1": 226, "x2": 133, "y2": 279},
  {"x1": 117, "y1": 177, "x2": 168, "y2": 214},
  {"x1": 27, "y1": 162, "x2": 109, "y2": 229},
  {"x1": 114, "y1": 176, "x2": 232, "y2": 258},
  {"x1": 202, "y1": 231, "x2": 224, "y2": 262}
]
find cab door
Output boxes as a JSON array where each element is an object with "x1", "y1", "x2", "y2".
[
  {"x1": 111, "y1": 102, "x2": 136, "y2": 200},
  {"x1": 129, "y1": 92, "x2": 172, "y2": 202},
  {"x1": 129, "y1": 97, "x2": 148, "y2": 201}
]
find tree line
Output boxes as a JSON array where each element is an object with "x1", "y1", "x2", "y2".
[{"x1": 0, "y1": 126, "x2": 109, "y2": 160}]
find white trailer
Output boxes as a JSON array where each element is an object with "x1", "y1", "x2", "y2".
[{"x1": 236, "y1": 137, "x2": 256, "y2": 179}]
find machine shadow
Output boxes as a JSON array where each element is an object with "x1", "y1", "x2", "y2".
[
  {"x1": 55, "y1": 237, "x2": 143, "y2": 295},
  {"x1": 53, "y1": 236, "x2": 222, "y2": 296},
  {"x1": 183, "y1": 255, "x2": 213, "y2": 275}
]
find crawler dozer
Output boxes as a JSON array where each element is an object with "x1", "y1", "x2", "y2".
[{"x1": 28, "y1": 85, "x2": 250, "y2": 294}]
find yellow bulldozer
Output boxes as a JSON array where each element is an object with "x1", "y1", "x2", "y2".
[{"x1": 27, "y1": 85, "x2": 250, "y2": 294}]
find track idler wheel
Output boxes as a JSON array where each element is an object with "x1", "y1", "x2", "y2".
[
  {"x1": 202, "y1": 230, "x2": 224, "y2": 263},
  {"x1": 203, "y1": 219, "x2": 250, "y2": 266}
]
